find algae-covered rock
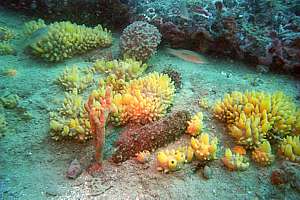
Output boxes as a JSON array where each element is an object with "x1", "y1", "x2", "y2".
[
  {"x1": 111, "y1": 110, "x2": 191, "y2": 163},
  {"x1": 0, "y1": 113, "x2": 7, "y2": 137},
  {"x1": 0, "y1": 42, "x2": 15, "y2": 56},
  {"x1": 0, "y1": 94, "x2": 19, "y2": 109},
  {"x1": 0, "y1": 26, "x2": 14, "y2": 42}
]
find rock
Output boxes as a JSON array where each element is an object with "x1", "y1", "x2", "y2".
[
  {"x1": 271, "y1": 161, "x2": 300, "y2": 190},
  {"x1": 45, "y1": 185, "x2": 60, "y2": 197},
  {"x1": 291, "y1": 178, "x2": 300, "y2": 192},
  {"x1": 203, "y1": 165, "x2": 212, "y2": 179},
  {"x1": 256, "y1": 65, "x2": 269, "y2": 73},
  {"x1": 271, "y1": 169, "x2": 288, "y2": 185},
  {"x1": 0, "y1": 94, "x2": 19, "y2": 109},
  {"x1": 66, "y1": 159, "x2": 82, "y2": 179},
  {"x1": 250, "y1": 77, "x2": 264, "y2": 87}
]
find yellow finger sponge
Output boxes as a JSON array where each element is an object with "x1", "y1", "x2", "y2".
[
  {"x1": 278, "y1": 136, "x2": 300, "y2": 163},
  {"x1": 186, "y1": 112, "x2": 203, "y2": 136},
  {"x1": 49, "y1": 90, "x2": 91, "y2": 141},
  {"x1": 92, "y1": 58, "x2": 148, "y2": 81},
  {"x1": 110, "y1": 72, "x2": 175, "y2": 125},
  {"x1": 252, "y1": 140, "x2": 274, "y2": 166},
  {"x1": 56, "y1": 66, "x2": 94, "y2": 93},
  {"x1": 190, "y1": 133, "x2": 218, "y2": 161},
  {"x1": 222, "y1": 148, "x2": 249, "y2": 171},
  {"x1": 214, "y1": 91, "x2": 299, "y2": 148},
  {"x1": 29, "y1": 21, "x2": 112, "y2": 62}
]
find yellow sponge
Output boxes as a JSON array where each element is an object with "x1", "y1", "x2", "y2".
[
  {"x1": 214, "y1": 91, "x2": 299, "y2": 148},
  {"x1": 186, "y1": 112, "x2": 203, "y2": 136},
  {"x1": 278, "y1": 136, "x2": 300, "y2": 162},
  {"x1": 156, "y1": 147, "x2": 186, "y2": 173},
  {"x1": 29, "y1": 21, "x2": 112, "y2": 62},
  {"x1": 190, "y1": 133, "x2": 218, "y2": 161},
  {"x1": 110, "y1": 72, "x2": 175, "y2": 125},
  {"x1": 251, "y1": 140, "x2": 274, "y2": 166},
  {"x1": 92, "y1": 58, "x2": 148, "y2": 80},
  {"x1": 222, "y1": 148, "x2": 249, "y2": 171}
]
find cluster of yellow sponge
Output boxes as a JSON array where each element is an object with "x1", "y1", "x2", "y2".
[
  {"x1": 0, "y1": 42, "x2": 15, "y2": 55},
  {"x1": 186, "y1": 112, "x2": 203, "y2": 136},
  {"x1": 251, "y1": 140, "x2": 274, "y2": 166},
  {"x1": 56, "y1": 66, "x2": 94, "y2": 93},
  {"x1": 156, "y1": 133, "x2": 218, "y2": 173},
  {"x1": 189, "y1": 133, "x2": 218, "y2": 161},
  {"x1": 110, "y1": 72, "x2": 175, "y2": 125},
  {"x1": 49, "y1": 90, "x2": 91, "y2": 141},
  {"x1": 103, "y1": 74, "x2": 127, "y2": 94},
  {"x1": 214, "y1": 91, "x2": 299, "y2": 148},
  {"x1": 0, "y1": 26, "x2": 15, "y2": 56},
  {"x1": 0, "y1": 26, "x2": 14, "y2": 41},
  {"x1": 278, "y1": 136, "x2": 300, "y2": 162},
  {"x1": 29, "y1": 21, "x2": 112, "y2": 62},
  {"x1": 92, "y1": 58, "x2": 148, "y2": 81},
  {"x1": 156, "y1": 147, "x2": 186, "y2": 173},
  {"x1": 23, "y1": 19, "x2": 47, "y2": 36},
  {"x1": 222, "y1": 148, "x2": 249, "y2": 171}
]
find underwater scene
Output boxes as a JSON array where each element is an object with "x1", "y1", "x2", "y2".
[{"x1": 0, "y1": 0, "x2": 300, "y2": 199}]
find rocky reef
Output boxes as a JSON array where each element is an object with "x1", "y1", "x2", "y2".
[
  {"x1": 1, "y1": 0, "x2": 299, "y2": 74},
  {"x1": 0, "y1": 0, "x2": 130, "y2": 30},
  {"x1": 127, "y1": 0, "x2": 300, "y2": 75}
]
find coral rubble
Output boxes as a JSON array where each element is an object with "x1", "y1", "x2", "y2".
[
  {"x1": 128, "y1": 0, "x2": 300, "y2": 75},
  {"x1": 270, "y1": 161, "x2": 300, "y2": 190}
]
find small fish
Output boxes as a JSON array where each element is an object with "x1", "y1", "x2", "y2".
[{"x1": 166, "y1": 48, "x2": 206, "y2": 64}]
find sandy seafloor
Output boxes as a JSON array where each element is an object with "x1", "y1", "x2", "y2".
[{"x1": 0, "y1": 8, "x2": 300, "y2": 200}]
